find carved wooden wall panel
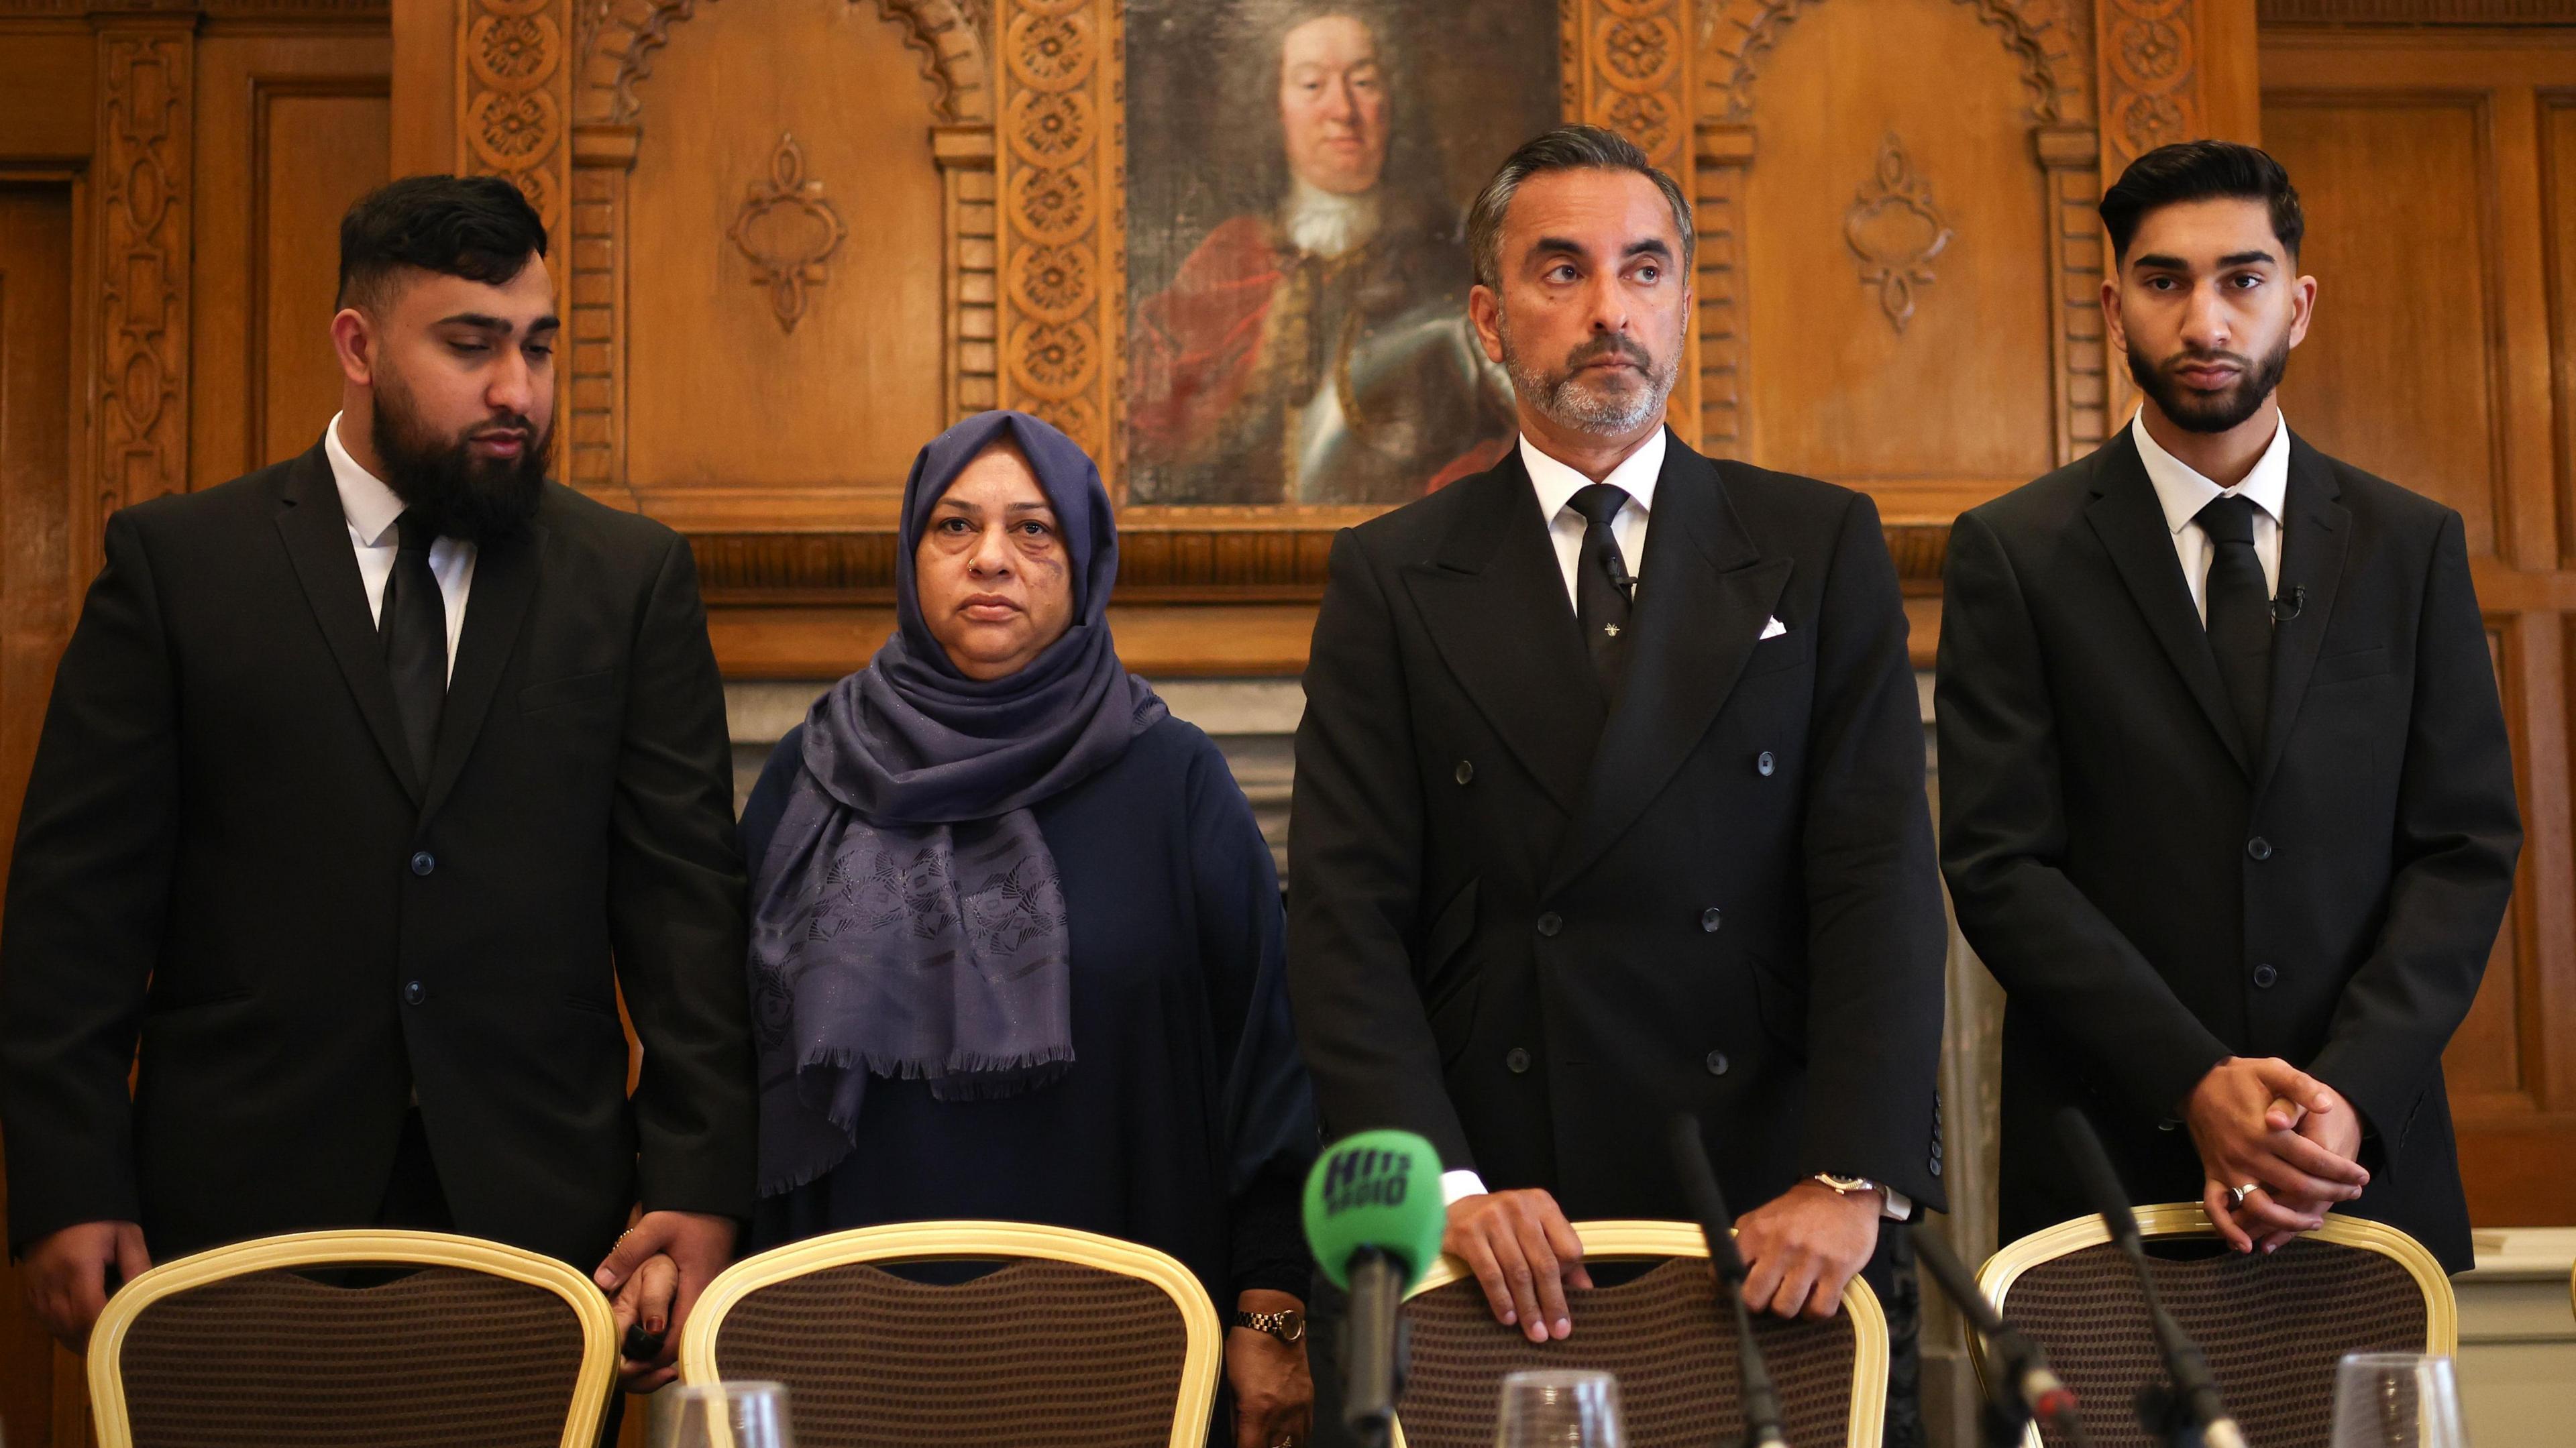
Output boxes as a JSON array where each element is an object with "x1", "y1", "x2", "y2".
[
  {"x1": 92, "y1": 22, "x2": 193, "y2": 573},
  {"x1": 189, "y1": 33, "x2": 393, "y2": 484},
  {"x1": 991, "y1": 0, "x2": 1118, "y2": 467}
]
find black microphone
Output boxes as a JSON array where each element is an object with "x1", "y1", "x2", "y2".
[
  {"x1": 1911, "y1": 1229, "x2": 2088, "y2": 1448},
  {"x1": 1668, "y1": 1115, "x2": 1790, "y2": 1448},
  {"x1": 1302, "y1": 1131, "x2": 1447, "y2": 1448},
  {"x1": 2056, "y1": 1109, "x2": 2249, "y2": 1448}
]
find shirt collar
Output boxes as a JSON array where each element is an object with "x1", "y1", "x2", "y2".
[
  {"x1": 2131, "y1": 408, "x2": 2291, "y2": 537},
  {"x1": 324, "y1": 411, "x2": 407, "y2": 548},
  {"x1": 1520, "y1": 427, "x2": 1667, "y2": 524}
]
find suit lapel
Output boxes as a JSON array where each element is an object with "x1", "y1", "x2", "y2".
[
  {"x1": 2252, "y1": 436, "x2": 2351, "y2": 793},
  {"x1": 1546, "y1": 441, "x2": 1787, "y2": 895},
  {"x1": 1400, "y1": 457, "x2": 1605, "y2": 818},
  {"x1": 273, "y1": 442, "x2": 425, "y2": 804},
  {"x1": 419, "y1": 518, "x2": 541, "y2": 822},
  {"x1": 2084, "y1": 429, "x2": 2252, "y2": 775}
]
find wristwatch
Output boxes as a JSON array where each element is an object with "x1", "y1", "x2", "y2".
[
  {"x1": 1232, "y1": 1308, "x2": 1306, "y2": 1343},
  {"x1": 1809, "y1": 1173, "x2": 1880, "y2": 1197}
]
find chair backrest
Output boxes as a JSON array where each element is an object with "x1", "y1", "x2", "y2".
[
  {"x1": 680, "y1": 1219, "x2": 1223, "y2": 1448},
  {"x1": 1978, "y1": 1205, "x2": 2455, "y2": 1448},
  {"x1": 1391, "y1": 1221, "x2": 1888, "y2": 1448},
  {"x1": 88, "y1": 1228, "x2": 618, "y2": 1448}
]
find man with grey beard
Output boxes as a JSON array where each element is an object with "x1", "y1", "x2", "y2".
[{"x1": 1287, "y1": 125, "x2": 1946, "y2": 1445}]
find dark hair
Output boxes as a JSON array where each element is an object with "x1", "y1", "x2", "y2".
[
  {"x1": 1466, "y1": 125, "x2": 1693, "y2": 290},
  {"x1": 2099, "y1": 141, "x2": 2302, "y2": 264},
  {"x1": 337, "y1": 175, "x2": 548, "y2": 312}
]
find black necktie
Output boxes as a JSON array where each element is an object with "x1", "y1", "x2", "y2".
[
  {"x1": 1568, "y1": 482, "x2": 1633, "y2": 699},
  {"x1": 380, "y1": 509, "x2": 447, "y2": 781},
  {"x1": 2196, "y1": 494, "x2": 2270, "y2": 757}
]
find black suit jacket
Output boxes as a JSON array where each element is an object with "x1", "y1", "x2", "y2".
[
  {"x1": 1288, "y1": 435, "x2": 1948, "y2": 1219},
  {"x1": 1, "y1": 441, "x2": 756, "y2": 1268},
  {"x1": 1937, "y1": 427, "x2": 2521, "y2": 1273}
]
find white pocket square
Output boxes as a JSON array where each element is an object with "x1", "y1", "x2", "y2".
[{"x1": 1760, "y1": 615, "x2": 1788, "y2": 640}]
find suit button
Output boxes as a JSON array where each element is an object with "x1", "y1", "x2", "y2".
[
  {"x1": 1700, "y1": 907, "x2": 1723, "y2": 933},
  {"x1": 1930, "y1": 1156, "x2": 1943, "y2": 1178},
  {"x1": 2247, "y1": 836, "x2": 2273, "y2": 861},
  {"x1": 1505, "y1": 1048, "x2": 1532, "y2": 1074},
  {"x1": 409, "y1": 850, "x2": 436, "y2": 877},
  {"x1": 1455, "y1": 760, "x2": 1474, "y2": 785},
  {"x1": 2253, "y1": 963, "x2": 2279, "y2": 989},
  {"x1": 1756, "y1": 750, "x2": 1776, "y2": 777},
  {"x1": 1536, "y1": 913, "x2": 1562, "y2": 938},
  {"x1": 1705, "y1": 1051, "x2": 1729, "y2": 1076},
  {"x1": 2157, "y1": 1117, "x2": 2182, "y2": 1132},
  {"x1": 402, "y1": 980, "x2": 427, "y2": 1005}
]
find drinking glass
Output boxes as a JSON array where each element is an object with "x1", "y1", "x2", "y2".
[
  {"x1": 1493, "y1": 1368, "x2": 1624, "y2": 1448},
  {"x1": 654, "y1": 1380, "x2": 795, "y2": 1448},
  {"x1": 2330, "y1": 1353, "x2": 2468, "y2": 1448}
]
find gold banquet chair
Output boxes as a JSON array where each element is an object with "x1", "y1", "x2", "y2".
[
  {"x1": 1977, "y1": 1205, "x2": 2455, "y2": 1448},
  {"x1": 1392, "y1": 1220, "x2": 1888, "y2": 1448},
  {"x1": 679, "y1": 1220, "x2": 1224, "y2": 1448},
  {"x1": 88, "y1": 1228, "x2": 619, "y2": 1448}
]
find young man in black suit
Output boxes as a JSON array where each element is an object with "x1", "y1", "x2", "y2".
[
  {"x1": 1288, "y1": 126, "x2": 1946, "y2": 1432},
  {"x1": 1, "y1": 177, "x2": 753, "y2": 1380},
  {"x1": 1938, "y1": 142, "x2": 2521, "y2": 1272}
]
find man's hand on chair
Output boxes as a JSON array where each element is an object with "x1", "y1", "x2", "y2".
[
  {"x1": 1444, "y1": 1189, "x2": 1593, "y2": 1343},
  {"x1": 21, "y1": 1219, "x2": 150, "y2": 1349},
  {"x1": 1734, "y1": 1181, "x2": 1879, "y2": 1321}
]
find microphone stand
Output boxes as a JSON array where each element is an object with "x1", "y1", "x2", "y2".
[
  {"x1": 1342, "y1": 1245, "x2": 1407, "y2": 1448},
  {"x1": 1911, "y1": 1229, "x2": 2088, "y2": 1448},
  {"x1": 2054, "y1": 1109, "x2": 2249, "y2": 1448},
  {"x1": 1668, "y1": 1116, "x2": 1790, "y2": 1448}
]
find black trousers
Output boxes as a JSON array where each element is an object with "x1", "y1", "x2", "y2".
[{"x1": 1303, "y1": 1222, "x2": 1924, "y2": 1448}]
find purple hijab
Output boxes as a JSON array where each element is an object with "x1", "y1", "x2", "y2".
[{"x1": 747, "y1": 411, "x2": 1166, "y2": 1196}]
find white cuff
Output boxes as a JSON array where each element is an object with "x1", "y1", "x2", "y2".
[
  {"x1": 1880, "y1": 1186, "x2": 1913, "y2": 1221},
  {"x1": 1440, "y1": 1169, "x2": 1489, "y2": 1206}
]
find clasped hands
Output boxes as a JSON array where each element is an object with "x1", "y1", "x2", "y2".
[
  {"x1": 1442, "y1": 1180, "x2": 1879, "y2": 1342},
  {"x1": 2185, "y1": 1055, "x2": 2368, "y2": 1254}
]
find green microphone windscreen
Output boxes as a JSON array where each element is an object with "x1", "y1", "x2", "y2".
[{"x1": 1301, "y1": 1129, "x2": 1446, "y2": 1292}]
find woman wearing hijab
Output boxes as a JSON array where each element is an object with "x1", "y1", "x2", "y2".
[{"x1": 739, "y1": 411, "x2": 1317, "y2": 1448}]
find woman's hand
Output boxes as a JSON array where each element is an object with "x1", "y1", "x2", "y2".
[{"x1": 1227, "y1": 1290, "x2": 1313, "y2": 1448}]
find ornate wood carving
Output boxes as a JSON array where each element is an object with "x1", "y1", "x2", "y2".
[
  {"x1": 991, "y1": 0, "x2": 1120, "y2": 466},
  {"x1": 566, "y1": 132, "x2": 629, "y2": 488},
  {"x1": 576, "y1": 0, "x2": 989, "y2": 127},
  {"x1": 727, "y1": 133, "x2": 847, "y2": 333},
  {"x1": 1571, "y1": 0, "x2": 1700, "y2": 439},
  {"x1": 93, "y1": 23, "x2": 193, "y2": 547},
  {"x1": 1845, "y1": 135, "x2": 1954, "y2": 333},
  {"x1": 2036, "y1": 123, "x2": 2111, "y2": 463},
  {"x1": 936, "y1": 125, "x2": 1000, "y2": 423},
  {"x1": 1695, "y1": 0, "x2": 2094, "y2": 461},
  {"x1": 460, "y1": 0, "x2": 572, "y2": 232},
  {"x1": 2097, "y1": 0, "x2": 2196, "y2": 170}
]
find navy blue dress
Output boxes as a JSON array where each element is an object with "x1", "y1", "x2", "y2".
[{"x1": 741, "y1": 714, "x2": 1316, "y2": 1307}]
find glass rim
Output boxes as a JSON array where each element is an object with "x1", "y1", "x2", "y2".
[
  {"x1": 1497, "y1": 1368, "x2": 1620, "y2": 1388},
  {"x1": 2337, "y1": 1353, "x2": 2455, "y2": 1368},
  {"x1": 664, "y1": 1380, "x2": 792, "y2": 1395}
]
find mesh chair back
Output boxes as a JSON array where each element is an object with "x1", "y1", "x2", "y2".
[
  {"x1": 1393, "y1": 1222, "x2": 1886, "y2": 1448},
  {"x1": 89, "y1": 1231, "x2": 616, "y2": 1448},
  {"x1": 1984, "y1": 1209, "x2": 2453, "y2": 1448},
  {"x1": 684, "y1": 1221, "x2": 1223, "y2": 1448}
]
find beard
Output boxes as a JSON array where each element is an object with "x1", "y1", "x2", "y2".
[
  {"x1": 1498, "y1": 313, "x2": 1678, "y2": 437},
  {"x1": 369, "y1": 368, "x2": 550, "y2": 543},
  {"x1": 2127, "y1": 333, "x2": 2291, "y2": 435}
]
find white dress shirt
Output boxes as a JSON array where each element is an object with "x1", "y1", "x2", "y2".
[
  {"x1": 2131, "y1": 409, "x2": 2289, "y2": 622},
  {"x1": 1443, "y1": 425, "x2": 1904, "y2": 1221},
  {"x1": 326, "y1": 411, "x2": 476, "y2": 681},
  {"x1": 1519, "y1": 428, "x2": 1663, "y2": 609}
]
